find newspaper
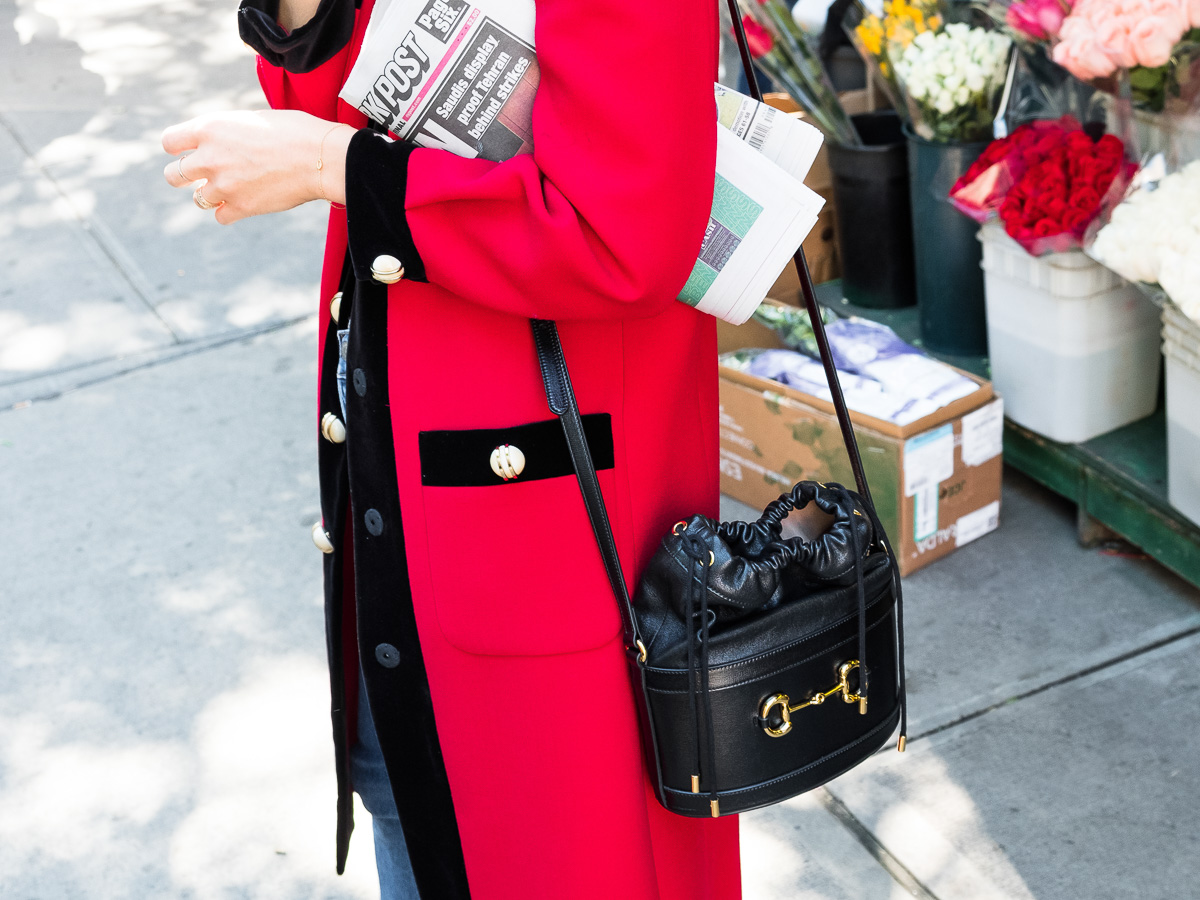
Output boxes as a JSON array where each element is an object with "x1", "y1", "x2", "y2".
[
  {"x1": 340, "y1": 0, "x2": 824, "y2": 324},
  {"x1": 341, "y1": 0, "x2": 538, "y2": 160},
  {"x1": 722, "y1": 316, "x2": 980, "y2": 426},
  {"x1": 678, "y1": 128, "x2": 823, "y2": 324},
  {"x1": 714, "y1": 83, "x2": 823, "y2": 186},
  {"x1": 738, "y1": 308, "x2": 981, "y2": 422}
]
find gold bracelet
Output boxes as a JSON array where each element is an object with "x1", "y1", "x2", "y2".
[{"x1": 317, "y1": 123, "x2": 347, "y2": 204}]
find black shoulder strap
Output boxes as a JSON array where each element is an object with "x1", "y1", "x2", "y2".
[
  {"x1": 727, "y1": 0, "x2": 873, "y2": 503},
  {"x1": 530, "y1": 319, "x2": 643, "y2": 655}
]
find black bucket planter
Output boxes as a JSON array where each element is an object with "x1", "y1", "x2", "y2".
[
  {"x1": 905, "y1": 127, "x2": 990, "y2": 356},
  {"x1": 827, "y1": 112, "x2": 916, "y2": 309}
]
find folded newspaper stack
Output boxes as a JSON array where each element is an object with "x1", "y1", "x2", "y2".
[
  {"x1": 722, "y1": 316, "x2": 980, "y2": 426},
  {"x1": 340, "y1": 0, "x2": 825, "y2": 324}
]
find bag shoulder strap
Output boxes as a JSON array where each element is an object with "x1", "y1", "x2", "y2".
[{"x1": 531, "y1": 319, "x2": 643, "y2": 656}]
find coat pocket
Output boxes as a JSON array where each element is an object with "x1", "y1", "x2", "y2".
[{"x1": 418, "y1": 416, "x2": 624, "y2": 657}]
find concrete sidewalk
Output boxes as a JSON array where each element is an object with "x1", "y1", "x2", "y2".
[{"x1": 2, "y1": 2, "x2": 1198, "y2": 898}]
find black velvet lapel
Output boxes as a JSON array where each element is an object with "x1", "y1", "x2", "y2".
[
  {"x1": 238, "y1": 0, "x2": 356, "y2": 74},
  {"x1": 317, "y1": 259, "x2": 356, "y2": 874},
  {"x1": 344, "y1": 277, "x2": 471, "y2": 898}
]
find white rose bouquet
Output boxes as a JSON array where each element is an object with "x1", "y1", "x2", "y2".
[
  {"x1": 893, "y1": 22, "x2": 1013, "y2": 142},
  {"x1": 1090, "y1": 160, "x2": 1200, "y2": 323}
]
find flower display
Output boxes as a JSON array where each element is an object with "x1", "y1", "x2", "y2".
[
  {"x1": 950, "y1": 117, "x2": 1133, "y2": 254},
  {"x1": 737, "y1": 0, "x2": 858, "y2": 145},
  {"x1": 978, "y1": 0, "x2": 1200, "y2": 112},
  {"x1": 951, "y1": 118, "x2": 1071, "y2": 217},
  {"x1": 893, "y1": 23, "x2": 1013, "y2": 142},
  {"x1": 1090, "y1": 160, "x2": 1200, "y2": 321},
  {"x1": 999, "y1": 131, "x2": 1127, "y2": 250},
  {"x1": 741, "y1": 14, "x2": 775, "y2": 58}
]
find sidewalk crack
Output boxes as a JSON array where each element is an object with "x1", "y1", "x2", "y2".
[
  {"x1": 0, "y1": 112, "x2": 182, "y2": 343},
  {"x1": 910, "y1": 622, "x2": 1200, "y2": 745},
  {"x1": 818, "y1": 788, "x2": 942, "y2": 899},
  {"x1": 1, "y1": 314, "x2": 314, "y2": 412}
]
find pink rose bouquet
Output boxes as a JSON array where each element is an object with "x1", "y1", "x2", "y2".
[{"x1": 1053, "y1": 0, "x2": 1199, "y2": 78}]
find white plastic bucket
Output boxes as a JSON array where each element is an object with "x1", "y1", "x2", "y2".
[
  {"x1": 980, "y1": 223, "x2": 1162, "y2": 444},
  {"x1": 1164, "y1": 303, "x2": 1200, "y2": 525}
]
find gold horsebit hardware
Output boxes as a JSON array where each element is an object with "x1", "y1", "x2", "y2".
[{"x1": 759, "y1": 661, "x2": 867, "y2": 738}]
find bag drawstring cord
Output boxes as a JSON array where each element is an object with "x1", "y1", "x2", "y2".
[
  {"x1": 682, "y1": 531, "x2": 720, "y2": 816},
  {"x1": 844, "y1": 488, "x2": 870, "y2": 715},
  {"x1": 684, "y1": 533, "x2": 702, "y2": 796}
]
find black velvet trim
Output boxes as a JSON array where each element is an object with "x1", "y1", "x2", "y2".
[
  {"x1": 238, "y1": 0, "x2": 356, "y2": 74},
  {"x1": 344, "y1": 277, "x2": 470, "y2": 898},
  {"x1": 317, "y1": 258, "x2": 356, "y2": 874},
  {"x1": 345, "y1": 129, "x2": 428, "y2": 284},
  {"x1": 419, "y1": 415, "x2": 614, "y2": 487}
]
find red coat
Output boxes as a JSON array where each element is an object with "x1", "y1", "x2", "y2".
[{"x1": 252, "y1": 0, "x2": 740, "y2": 896}]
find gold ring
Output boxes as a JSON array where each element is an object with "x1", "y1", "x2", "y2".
[
  {"x1": 177, "y1": 155, "x2": 190, "y2": 182},
  {"x1": 193, "y1": 185, "x2": 218, "y2": 211}
]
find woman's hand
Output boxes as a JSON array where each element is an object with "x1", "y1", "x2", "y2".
[{"x1": 162, "y1": 110, "x2": 354, "y2": 224}]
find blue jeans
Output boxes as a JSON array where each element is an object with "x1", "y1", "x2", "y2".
[{"x1": 351, "y1": 668, "x2": 421, "y2": 899}]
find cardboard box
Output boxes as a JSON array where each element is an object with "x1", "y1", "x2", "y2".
[{"x1": 718, "y1": 314, "x2": 1004, "y2": 577}]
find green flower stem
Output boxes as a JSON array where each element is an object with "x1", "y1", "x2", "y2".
[
  {"x1": 753, "y1": 50, "x2": 859, "y2": 143},
  {"x1": 741, "y1": 0, "x2": 860, "y2": 145}
]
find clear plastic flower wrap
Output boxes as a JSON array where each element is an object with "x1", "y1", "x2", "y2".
[
  {"x1": 1081, "y1": 79, "x2": 1200, "y2": 324},
  {"x1": 972, "y1": 1, "x2": 1101, "y2": 127}
]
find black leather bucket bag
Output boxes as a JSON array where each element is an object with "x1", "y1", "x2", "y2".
[
  {"x1": 526, "y1": 0, "x2": 906, "y2": 818},
  {"x1": 632, "y1": 484, "x2": 903, "y2": 817}
]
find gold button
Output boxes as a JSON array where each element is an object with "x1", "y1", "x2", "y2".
[
  {"x1": 311, "y1": 523, "x2": 334, "y2": 554},
  {"x1": 321, "y1": 412, "x2": 346, "y2": 444},
  {"x1": 371, "y1": 255, "x2": 404, "y2": 284},
  {"x1": 330, "y1": 291, "x2": 343, "y2": 322},
  {"x1": 489, "y1": 444, "x2": 526, "y2": 481}
]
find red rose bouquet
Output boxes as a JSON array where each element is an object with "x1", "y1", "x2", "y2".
[{"x1": 949, "y1": 117, "x2": 1135, "y2": 255}]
